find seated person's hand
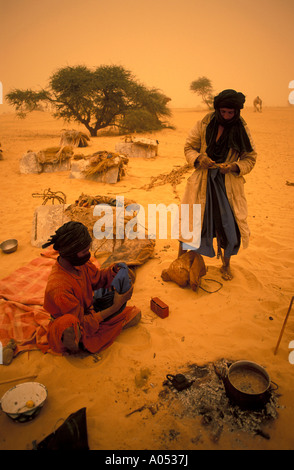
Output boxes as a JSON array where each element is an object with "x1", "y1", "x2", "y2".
[
  {"x1": 113, "y1": 286, "x2": 133, "y2": 308},
  {"x1": 112, "y1": 263, "x2": 121, "y2": 274}
]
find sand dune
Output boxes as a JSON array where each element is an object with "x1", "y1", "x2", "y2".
[{"x1": 0, "y1": 107, "x2": 293, "y2": 450}]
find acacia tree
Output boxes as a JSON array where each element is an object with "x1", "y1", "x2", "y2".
[
  {"x1": 6, "y1": 65, "x2": 172, "y2": 136},
  {"x1": 190, "y1": 76, "x2": 214, "y2": 108}
]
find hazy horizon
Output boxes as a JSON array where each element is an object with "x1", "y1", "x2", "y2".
[{"x1": 1, "y1": 0, "x2": 294, "y2": 113}]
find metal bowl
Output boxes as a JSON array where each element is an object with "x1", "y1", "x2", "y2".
[
  {"x1": 1, "y1": 239, "x2": 18, "y2": 254},
  {"x1": 0, "y1": 382, "x2": 48, "y2": 422}
]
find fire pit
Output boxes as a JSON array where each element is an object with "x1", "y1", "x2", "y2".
[{"x1": 157, "y1": 359, "x2": 280, "y2": 443}]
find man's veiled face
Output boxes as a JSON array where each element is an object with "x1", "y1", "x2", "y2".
[
  {"x1": 219, "y1": 108, "x2": 235, "y2": 121},
  {"x1": 64, "y1": 244, "x2": 91, "y2": 266},
  {"x1": 77, "y1": 244, "x2": 91, "y2": 259}
]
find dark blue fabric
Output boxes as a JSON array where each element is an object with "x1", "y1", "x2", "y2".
[
  {"x1": 93, "y1": 263, "x2": 131, "y2": 314},
  {"x1": 191, "y1": 169, "x2": 240, "y2": 258}
]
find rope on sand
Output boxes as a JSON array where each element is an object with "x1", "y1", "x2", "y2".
[
  {"x1": 140, "y1": 164, "x2": 193, "y2": 199},
  {"x1": 199, "y1": 278, "x2": 223, "y2": 293}
]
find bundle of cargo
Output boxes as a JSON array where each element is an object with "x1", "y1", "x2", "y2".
[
  {"x1": 115, "y1": 136, "x2": 158, "y2": 158},
  {"x1": 60, "y1": 129, "x2": 90, "y2": 147},
  {"x1": 64, "y1": 193, "x2": 155, "y2": 265},
  {"x1": 70, "y1": 151, "x2": 128, "y2": 184},
  {"x1": 37, "y1": 146, "x2": 74, "y2": 164},
  {"x1": 20, "y1": 146, "x2": 74, "y2": 174},
  {"x1": 73, "y1": 193, "x2": 135, "y2": 208}
]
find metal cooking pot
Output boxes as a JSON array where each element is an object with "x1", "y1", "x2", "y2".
[{"x1": 223, "y1": 360, "x2": 278, "y2": 410}]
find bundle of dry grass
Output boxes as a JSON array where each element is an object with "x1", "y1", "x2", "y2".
[
  {"x1": 82, "y1": 151, "x2": 128, "y2": 180},
  {"x1": 37, "y1": 145, "x2": 74, "y2": 164},
  {"x1": 60, "y1": 129, "x2": 90, "y2": 147}
]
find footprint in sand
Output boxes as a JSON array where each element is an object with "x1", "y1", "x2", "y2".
[
  {"x1": 232, "y1": 265, "x2": 264, "y2": 293},
  {"x1": 117, "y1": 324, "x2": 152, "y2": 349}
]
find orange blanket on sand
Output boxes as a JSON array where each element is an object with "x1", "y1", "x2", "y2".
[{"x1": 0, "y1": 251, "x2": 56, "y2": 355}]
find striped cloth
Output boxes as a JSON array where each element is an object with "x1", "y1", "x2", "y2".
[{"x1": 0, "y1": 249, "x2": 64, "y2": 355}]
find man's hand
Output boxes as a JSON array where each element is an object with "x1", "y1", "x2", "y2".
[
  {"x1": 197, "y1": 154, "x2": 215, "y2": 169},
  {"x1": 94, "y1": 286, "x2": 134, "y2": 321},
  {"x1": 218, "y1": 162, "x2": 240, "y2": 174}
]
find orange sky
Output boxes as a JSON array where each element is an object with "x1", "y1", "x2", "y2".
[{"x1": 1, "y1": 0, "x2": 294, "y2": 112}]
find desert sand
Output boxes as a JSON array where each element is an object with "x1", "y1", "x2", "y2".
[{"x1": 0, "y1": 107, "x2": 293, "y2": 451}]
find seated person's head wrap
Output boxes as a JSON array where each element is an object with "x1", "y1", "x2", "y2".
[{"x1": 42, "y1": 221, "x2": 92, "y2": 266}]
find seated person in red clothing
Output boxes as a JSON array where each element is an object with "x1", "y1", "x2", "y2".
[{"x1": 42, "y1": 221, "x2": 141, "y2": 354}]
